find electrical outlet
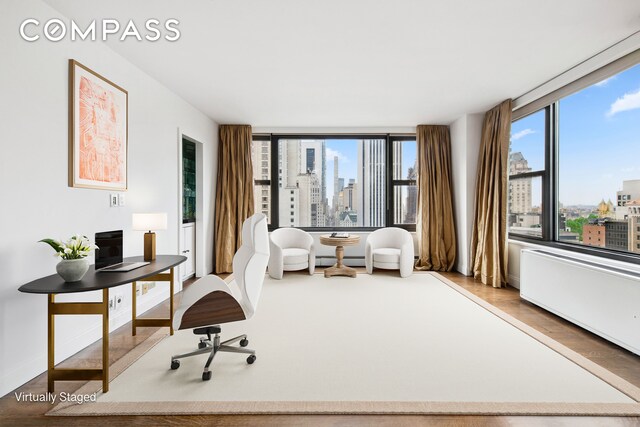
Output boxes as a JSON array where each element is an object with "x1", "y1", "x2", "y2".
[
  {"x1": 118, "y1": 193, "x2": 126, "y2": 206},
  {"x1": 108, "y1": 296, "x2": 116, "y2": 311},
  {"x1": 109, "y1": 194, "x2": 118, "y2": 207}
]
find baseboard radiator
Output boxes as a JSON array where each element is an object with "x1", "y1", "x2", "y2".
[{"x1": 520, "y1": 249, "x2": 640, "y2": 355}]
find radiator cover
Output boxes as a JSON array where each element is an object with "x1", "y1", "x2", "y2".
[{"x1": 520, "y1": 249, "x2": 640, "y2": 355}]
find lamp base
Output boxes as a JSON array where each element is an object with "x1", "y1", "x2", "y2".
[{"x1": 143, "y1": 232, "x2": 156, "y2": 261}]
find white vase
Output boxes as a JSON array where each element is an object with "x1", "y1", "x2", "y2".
[{"x1": 56, "y1": 258, "x2": 89, "y2": 282}]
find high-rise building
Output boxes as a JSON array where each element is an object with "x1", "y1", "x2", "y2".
[
  {"x1": 278, "y1": 139, "x2": 326, "y2": 227},
  {"x1": 297, "y1": 173, "x2": 323, "y2": 227},
  {"x1": 615, "y1": 180, "x2": 640, "y2": 220},
  {"x1": 357, "y1": 139, "x2": 386, "y2": 227},
  {"x1": 627, "y1": 200, "x2": 640, "y2": 254},
  {"x1": 404, "y1": 160, "x2": 418, "y2": 223},
  {"x1": 508, "y1": 152, "x2": 532, "y2": 214},
  {"x1": 251, "y1": 139, "x2": 271, "y2": 219},
  {"x1": 332, "y1": 155, "x2": 339, "y2": 218},
  {"x1": 605, "y1": 220, "x2": 628, "y2": 251}
]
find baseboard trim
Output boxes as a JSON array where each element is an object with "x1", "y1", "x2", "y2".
[{"x1": 508, "y1": 273, "x2": 520, "y2": 289}]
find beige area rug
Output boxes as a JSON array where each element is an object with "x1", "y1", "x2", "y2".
[{"x1": 48, "y1": 272, "x2": 640, "y2": 416}]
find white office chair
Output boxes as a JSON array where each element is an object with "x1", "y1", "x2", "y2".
[
  {"x1": 365, "y1": 227, "x2": 414, "y2": 278},
  {"x1": 268, "y1": 228, "x2": 315, "y2": 279},
  {"x1": 170, "y1": 213, "x2": 269, "y2": 381}
]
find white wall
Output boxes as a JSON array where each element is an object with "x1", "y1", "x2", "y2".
[
  {"x1": 0, "y1": 0, "x2": 217, "y2": 397},
  {"x1": 450, "y1": 114, "x2": 483, "y2": 275}
]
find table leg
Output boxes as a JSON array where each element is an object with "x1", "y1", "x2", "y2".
[
  {"x1": 324, "y1": 245, "x2": 357, "y2": 278},
  {"x1": 102, "y1": 289, "x2": 109, "y2": 392},
  {"x1": 131, "y1": 282, "x2": 137, "y2": 336},
  {"x1": 335, "y1": 246, "x2": 345, "y2": 268},
  {"x1": 169, "y1": 267, "x2": 174, "y2": 336},
  {"x1": 130, "y1": 271, "x2": 175, "y2": 335},
  {"x1": 47, "y1": 294, "x2": 55, "y2": 393},
  {"x1": 46, "y1": 294, "x2": 109, "y2": 393}
]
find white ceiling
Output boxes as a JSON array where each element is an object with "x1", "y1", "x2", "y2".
[{"x1": 46, "y1": 0, "x2": 640, "y2": 127}]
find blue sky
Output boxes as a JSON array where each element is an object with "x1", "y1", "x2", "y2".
[
  {"x1": 324, "y1": 139, "x2": 416, "y2": 204},
  {"x1": 510, "y1": 63, "x2": 640, "y2": 206}
]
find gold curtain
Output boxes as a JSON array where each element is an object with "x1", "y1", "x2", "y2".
[
  {"x1": 470, "y1": 99, "x2": 512, "y2": 287},
  {"x1": 415, "y1": 125, "x2": 456, "y2": 271},
  {"x1": 214, "y1": 125, "x2": 254, "y2": 273}
]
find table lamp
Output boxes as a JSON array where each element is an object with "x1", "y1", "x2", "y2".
[{"x1": 132, "y1": 213, "x2": 168, "y2": 261}]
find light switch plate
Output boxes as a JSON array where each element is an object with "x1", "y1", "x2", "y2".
[
  {"x1": 110, "y1": 194, "x2": 118, "y2": 207},
  {"x1": 118, "y1": 193, "x2": 126, "y2": 206}
]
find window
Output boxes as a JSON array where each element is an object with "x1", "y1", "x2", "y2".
[
  {"x1": 390, "y1": 137, "x2": 417, "y2": 225},
  {"x1": 508, "y1": 109, "x2": 546, "y2": 238},
  {"x1": 253, "y1": 135, "x2": 416, "y2": 230},
  {"x1": 510, "y1": 52, "x2": 640, "y2": 260}
]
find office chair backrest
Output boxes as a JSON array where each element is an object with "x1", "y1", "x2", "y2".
[{"x1": 233, "y1": 213, "x2": 269, "y2": 317}]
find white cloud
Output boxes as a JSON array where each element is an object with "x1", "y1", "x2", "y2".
[
  {"x1": 510, "y1": 128, "x2": 535, "y2": 141},
  {"x1": 595, "y1": 76, "x2": 615, "y2": 87},
  {"x1": 326, "y1": 147, "x2": 347, "y2": 162},
  {"x1": 607, "y1": 88, "x2": 640, "y2": 117}
]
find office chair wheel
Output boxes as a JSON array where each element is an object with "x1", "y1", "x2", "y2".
[
  {"x1": 240, "y1": 338, "x2": 249, "y2": 347},
  {"x1": 198, "y1": 341, "x2": 207, "y2": 349},
  {"x1": 202, "y1": 371, "x2": 212, "y2": 381},
  {"x1": 246, "y1": 355, "x2": 256, "y2": 364},
  {"x1": 170, "y1": 360, "x2": 180, "y2": 370}
]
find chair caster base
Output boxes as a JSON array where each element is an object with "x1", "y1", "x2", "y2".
[
  {"x1": 202, "y1": 371, "x2": 212, "y2": 381},
  {"x1": 247, "y1": 355, "x2": 256, "y2": 364},
  {"x1": 171, "y1": 360, "x2": 180, "y2": 370}
]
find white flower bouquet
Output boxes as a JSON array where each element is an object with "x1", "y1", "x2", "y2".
[{"x1": 39, "y1": 235, "x2": 98, "y2": 260}]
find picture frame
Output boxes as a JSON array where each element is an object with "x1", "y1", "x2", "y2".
[{"x1": 69, "y1": 59, "x2": 128, "y2": 190}]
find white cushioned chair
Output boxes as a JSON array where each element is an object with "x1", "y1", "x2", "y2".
[
  {"x1": 170, "y1": 213, "x2": 269, "y2": 381},
  {"x1": 365, "y1": 227, "x2": 414, "y2": 278},
  {"x1": 268, "y1": 228, "x2": 315, "y2": 279}
]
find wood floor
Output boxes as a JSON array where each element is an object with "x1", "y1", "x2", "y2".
[{"x1": 2, "y1": 271, "x2": 639, "y2": 426}]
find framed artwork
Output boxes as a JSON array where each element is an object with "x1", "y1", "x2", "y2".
[{"x1": 69, "y1": 59, "x2": 128, "y2": 190}]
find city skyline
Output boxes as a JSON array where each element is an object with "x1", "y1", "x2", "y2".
[
  {"x1": 510, "y1": 62, "x2": 640, "y2": 207},
  {"x1": 324, "y1": 139, "x2": 416, "y2": 204},
  {"x1": 252, "y1": 138, "x2": 417, "y2": 228}
]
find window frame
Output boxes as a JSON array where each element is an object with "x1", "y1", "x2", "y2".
[
  {"x1": 388, "y1": 135, "x2": 418, "y2": 230},
  {"x1": 507, "y1": 106, "x2": 551, "y2": 241},
  {"x1": 256, "y1": 134, "x2": 417, "y2": 232},
  {"x1": 509, "y1": 49, "x2": 640, "y2": 264}
]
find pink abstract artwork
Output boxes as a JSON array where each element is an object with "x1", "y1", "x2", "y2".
[{"x1": 78, "y1": 76, "x2": 125, "y2": 184}]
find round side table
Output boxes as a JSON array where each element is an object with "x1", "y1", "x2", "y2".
[{"x1": 319, "y1": 234, "x2": 361, "y2": 278}]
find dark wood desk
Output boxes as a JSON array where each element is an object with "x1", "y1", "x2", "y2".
[{"x1": 19, "y1": 255, "x2": 186, "y2": 393}]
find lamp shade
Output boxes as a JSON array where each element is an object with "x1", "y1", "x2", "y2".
[{"x1": 132, "y1": 213, "x2": 168, "y2": 231}]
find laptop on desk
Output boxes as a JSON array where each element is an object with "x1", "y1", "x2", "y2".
[{"x1": 95, "y1": 230, "x2": 149, "y2": 272}]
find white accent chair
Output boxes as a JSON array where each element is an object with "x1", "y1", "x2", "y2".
[
  {"x1": 268, "y1": 228, "x2": 315, "y2": 279},
  {"x1": 170, "y1": 213, "x2": 269, "y2": 381},
  {"x1": 365, "y1": 227, "x2": 414, "y2": 278}
]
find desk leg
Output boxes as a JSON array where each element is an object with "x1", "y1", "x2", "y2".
[
  {"x1": 169, "y1": 267, "x2": 174, "y2": 336},
  {"x1": 102, "y1": 289, "x2": 109, "y2": 392},
  {"x1": 131, "y1": 271, "x2": 175, "y2": 336},
  {"x1": 131, "y1": 282, "x2": 137, "y2": 336},
  {"x1": 47, "y1": 294, "x2": 55, "y2": 393}
]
